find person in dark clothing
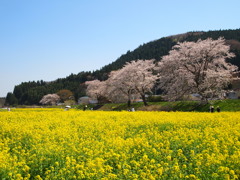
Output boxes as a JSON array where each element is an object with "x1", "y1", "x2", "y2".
[
  {"x1": 216, "y1": 106, "x2": 220, "y2": 112},
  {"x1": 210, "y1": 106, "x2": 214, "y2": 113}
]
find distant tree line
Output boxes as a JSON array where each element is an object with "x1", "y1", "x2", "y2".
[{"x1": 5, "y1": 29, "x2": 240, "y2": 106}]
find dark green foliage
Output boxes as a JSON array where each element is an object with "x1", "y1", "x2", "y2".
[
  {"x1": 5, "y1": 92, "x2": 18, "y2": 106},
  {"x1": 148, "y1": 95, "x2": 164, "y2": 102},
  {"x1": 11, "y1": 73, "x2": 92, "y2": 105},
  {"x1": 0, "y1": 98, "x2": 6, "y2": 107},
  {"x1": 10, "y1": 29, "x2": 240, "y2": 105}
]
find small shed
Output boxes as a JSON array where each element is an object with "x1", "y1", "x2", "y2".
[
  {"x1": 226, "y1": 91, "x2": 238, "y2": 99},
  {"x1": 78, "y1": 96, "x2": 90, "y2": 104}
]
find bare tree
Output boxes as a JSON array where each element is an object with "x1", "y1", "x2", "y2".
[{"x1": 57, "y1": 89, "x2": 74, "y2": 102}]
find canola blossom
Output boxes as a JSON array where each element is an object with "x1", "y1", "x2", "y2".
[{"x1": 0, "y1": 109, "x2": 240, "y2": 179}]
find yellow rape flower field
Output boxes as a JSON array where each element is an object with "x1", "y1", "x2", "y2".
[{"x1": 0, "y1": 109, "x2": 240, "y2": 180}]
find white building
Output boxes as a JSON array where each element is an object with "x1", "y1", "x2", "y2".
[{"x1": 78, "y1": 96, "x2": 98, "y2": 104}]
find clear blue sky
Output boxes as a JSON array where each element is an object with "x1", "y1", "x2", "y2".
[{"x1": 0, "y1": 0, "x2": 239, "y2": 97}]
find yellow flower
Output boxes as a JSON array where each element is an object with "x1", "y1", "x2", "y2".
[
  {"x1": 229, "y1": 170, "x2": 235, "y2": 175},
  {"x1": 189, "y1": 174, "x2": 197, "y2": 179},
  {"x1": 16, "y1": 174, "x2": 22, "y2": 180},
  {"x1": 212, "y1": 173, "x2": 219, "y2": 178},
  {"x1": 157, "y1": 167, "x2": 163, "y2": 175},
  {"x1": 108, "y1": 173, "x2": 117, "y2": 179},
  {"x1": 123, "y1": 169, "x2": 129, "y2": 175},
  {"x1": 35, "y1": 175, "x2": 43, "y2": 180},
  {"x1": 0, "y1": 110, "x2": 240, "y2": 179},
  {"x1": 166, "y1": 155, "x2": 171, "y2": 161},
  {"x1": 224, "y1": 174, "x2": 230, "y2": 180}
]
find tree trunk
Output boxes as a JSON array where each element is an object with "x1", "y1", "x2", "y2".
[
  {"x1": 127, "y1": 99, "x2": 131, "y2": 107},
  {"x1": 141, "y1": 94, "x2": 148, "y2": 106},
  {"x1": 127, "y1": 90, "x2": 132, "y2": 108},
  {"x1": 200, "y1": 95, "x2": 208, "y2": 105}
]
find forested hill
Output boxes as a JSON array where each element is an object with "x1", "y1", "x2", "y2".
[
  {"x1": 98, "y1": 29, "x2": 240, "y2": 74},
  {"x1": 6, "y1": 28, "x2": 240, "y2": 105}
]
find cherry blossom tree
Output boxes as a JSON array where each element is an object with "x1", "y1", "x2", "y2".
[
  {"x1": 107, "y1": 60, "x2": 158, "y2": 106},
  {"x1": 157, "y1": 37, "x2": 238, "y2": 102},
  {"x1": 39, "y1": 94, "x2": 60, "y2": 105},
  {"x1": 106, "y1": 69, "x2": 136, "y2": 106},
  {"x1": 85, "y1": 80, "x2": 107, "y2": 103},
  {"x1": 123, "y1": 60, "x2": 158, "y2": 106}
]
